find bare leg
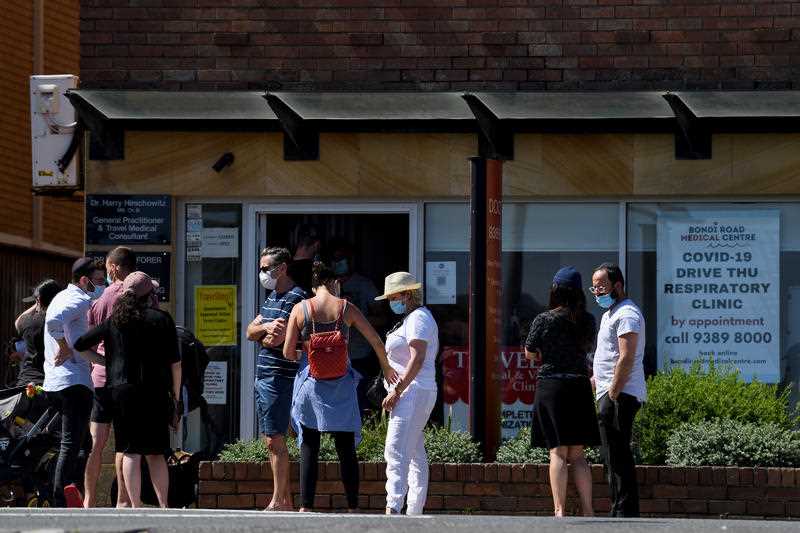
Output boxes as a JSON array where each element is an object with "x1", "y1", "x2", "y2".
[
  {"x1": 145, "y1": 454, "x2": 170, "y2": 508},
  {"x1": 122, "y1": 454, "x2": 143, "y2": 508},
  {"x1": 568, "y1": 446, "x2": 594, "y2": 517},
  {"x1": 266, "y1": 435, "x2": 293, "y2": 510},
  {"x1": 115, "y1": 452, "x2": 131, "y2": 507},
  {"x1": 83, "y1": 422, "x2": 110, "y2": 508},
  {"x1": 549, "y1": 447, "x2": 569, "y2": 517}
]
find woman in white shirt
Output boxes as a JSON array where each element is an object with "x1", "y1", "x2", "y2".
[{"x1": 377, "y1": 272, "x2": 439, "y2": 515}]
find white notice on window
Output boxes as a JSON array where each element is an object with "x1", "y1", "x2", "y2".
[
  {"x1": 201, "y1": 228, "x2": 239, "y2": 258},
  {"x1": 425, "y1": 261, "x2": 456, "y2": 304},
  {"x1": 656, "y1": 210, "x2": 780, "y2": 383},
  {"x1": 203, "y1": 361, "x2": 227, "y2": 405}
]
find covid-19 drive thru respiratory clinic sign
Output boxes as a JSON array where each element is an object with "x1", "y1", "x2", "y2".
[{"x1": 657, "y1": 210, "x2": 780, "y2": 383}]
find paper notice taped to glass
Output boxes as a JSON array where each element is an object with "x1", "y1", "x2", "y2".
[
  {"x1": 426, "y1": 261, "x2": 456, "y2": 304},
  {"x1": 203, "y1": 361, "x2": 227, "y2": 405}
]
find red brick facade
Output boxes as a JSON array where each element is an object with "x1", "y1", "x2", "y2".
[
  {"x1": 198, "y1": 461, "x2": 800, "y2": 519},
  {"x1": 80, "y1": 1, "x2": 800, "y2": 91}
]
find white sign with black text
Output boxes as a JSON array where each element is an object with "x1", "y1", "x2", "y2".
[{"x1": 657, "y1": 210, "x2": 780, "y2": 382}]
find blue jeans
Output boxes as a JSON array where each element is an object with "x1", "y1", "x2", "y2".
[{"x1": 255, "y1": 375, "x2": 294, "y2": 437}]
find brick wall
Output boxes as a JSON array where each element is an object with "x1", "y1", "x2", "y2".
[
  {"x1": 198, "y1": 461, "x2": 800, "y2": 519},
  {"x1": 80, "y1": 0, "x2": 800, "y2": 91}
]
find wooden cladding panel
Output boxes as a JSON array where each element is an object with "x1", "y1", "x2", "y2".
[
  {"x1": 87, "y1": 132, "x2": 476, "y2": 198},
  {"x1": 86, "y1": 132, "x2": 800, "y2": 198},
  {"x1": 44, "y1": 0, "x2": 80, "y2": 75},
  {"x1": 42, "y1": 197, "x2": 84, "y2": 252},
  {"x1": 0, "y1": 3, "x2": 34, "y2": 238}
]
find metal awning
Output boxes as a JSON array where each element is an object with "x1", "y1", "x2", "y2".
[{"x1": 67, "y1": 90, "x2": 800, "y2": 161}]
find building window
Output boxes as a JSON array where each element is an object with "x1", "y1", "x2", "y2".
[
  {"x1": 627, "y1": 203, "x2": 800, "y2": 403},
  {"x1": 426, "y1": 202, "x2": 619, "y2": 439}
]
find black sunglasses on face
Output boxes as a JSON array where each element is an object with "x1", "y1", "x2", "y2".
[{"x1": 259, "y1": 264, "x2": 283, "y2": 274}]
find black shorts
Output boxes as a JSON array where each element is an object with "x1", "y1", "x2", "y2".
[
  {"x1": 91, "y1": 386, "x2": 114, "y2": 424},
  {"x1": 112, "y1": 384, "x2": 170, "y2": 455}
]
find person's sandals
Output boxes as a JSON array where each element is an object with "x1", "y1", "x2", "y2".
[{"x1": 264, "y1": 502, "x2": 294, "y2": 512}]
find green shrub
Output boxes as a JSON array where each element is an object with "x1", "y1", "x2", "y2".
[
  {"x1": 424, "y1": 425, "x2": 483, "y2": 463},
  {"x1": 219, "y1": 416, "x2": 484, "y2": 464},
  {"x1": 218, "y1": 439, "x2": 269, "y2": 462},
  {"x1": 635, "y1": 361, "x2": 796, "y2": 465},
  {"x1": 666, "y1": 419, "x2": 800, "y2": 467},
  {"x1": 496, "y1": 427, "x2": 602, "y2": 464},
  {"x1": 357, "y1": 415, "x2": 389, "y2": 462}
]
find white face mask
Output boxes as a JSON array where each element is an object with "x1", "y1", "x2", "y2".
[{"x1": 259, "y1": 271, "x2": 277, "y2": 290}]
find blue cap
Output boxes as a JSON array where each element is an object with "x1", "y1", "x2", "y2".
[{"x1": 553, "y1": 266, "x2": 582, "y2": 290}]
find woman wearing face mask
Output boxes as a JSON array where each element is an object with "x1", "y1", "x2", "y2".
[
  {"x1": 282, "y1": 262, "x2": 398, "y2": 513},
  {"x1": 524, "y1": 266, "x2": 600, "y2": 517},
  {"x1": 377, "y1": 272, "x2": 439, "y2": 515},
  {"x1": 74, "y1": 272, "x2": 181, "y2": 508}
]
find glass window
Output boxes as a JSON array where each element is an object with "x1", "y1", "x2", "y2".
[
  {"x1": 427, "y1": 202, "x2": 619, "y2": 439},
  {"x1": 182, "y1": 204, "x2": 242, "y2": 453},
  {"x1": 627, "y1": 203, "x2": 800, "y2": 404}
]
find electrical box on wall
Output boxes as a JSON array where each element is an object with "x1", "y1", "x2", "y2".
[{"x1": 30, "y1": 74, "x2": 80, "y2": 194}]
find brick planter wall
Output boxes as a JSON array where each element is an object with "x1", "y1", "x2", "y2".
[{"x1": 198, "y1": 462, "x2": 800, "y2": 519}]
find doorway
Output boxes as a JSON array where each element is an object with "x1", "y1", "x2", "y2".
[{"x1": 240, "y1": 203, "x2": 420, "y2": 440}]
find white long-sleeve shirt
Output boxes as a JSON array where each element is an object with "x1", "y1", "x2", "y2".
[{"x1": 43, "y1": 284, "x2": 94, "y2": 392}]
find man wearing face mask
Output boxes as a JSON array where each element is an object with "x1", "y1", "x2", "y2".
[
  {"x1": 246, "y1": 247, "x2": 307, "y2": 511},
  {"x1": 590, "y1": 263, "x2": 646, "y2": 518},
  {"x1": 43, "y1": 257, "x2": 107, "y2": 507}
]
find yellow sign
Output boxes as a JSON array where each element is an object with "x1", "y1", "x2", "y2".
[{"x1": 195, "y1": 285, "x2": 237, "y2": 346}]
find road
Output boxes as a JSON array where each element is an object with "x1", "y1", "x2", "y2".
[{"x1": 0, "y1": 508, "x2": 797, "y2": 533}]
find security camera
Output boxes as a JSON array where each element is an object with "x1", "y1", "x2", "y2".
[{"x1": 212, "y1": 152, "x2": 234, "y2": 172}]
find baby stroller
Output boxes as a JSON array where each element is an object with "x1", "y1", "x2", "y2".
[{"x1": 0, "y1": 386, "x2": 60, "y2": 507}]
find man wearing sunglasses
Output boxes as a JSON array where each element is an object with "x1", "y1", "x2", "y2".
[
  {"x1": 246, "y1": 247, "x2": 307, "y2": 511},
  {"x1": 590, "y1": 263, "x2": 646, "y2": 518}
]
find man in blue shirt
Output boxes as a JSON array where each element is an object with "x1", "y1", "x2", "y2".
[
  {"x1": 246, "y1": 247, "x2": 306, "y2": 511},
  {"x1": 44, "y1": 257, "x2": 106, "y2": 507}
]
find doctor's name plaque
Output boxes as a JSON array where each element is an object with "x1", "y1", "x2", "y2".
[{"x1": 86, "y1": 195, "x2": 171, "y2": 245}]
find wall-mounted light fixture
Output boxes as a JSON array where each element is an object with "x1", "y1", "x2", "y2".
[{"x1": 212, "y1": 152, "x2": 234, "y2": 172}]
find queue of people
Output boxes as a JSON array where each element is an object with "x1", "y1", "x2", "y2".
[
  {"x1": 10, "y1": 248, "x2": 183, "y2": 509},
  {"x1": 8, "y1": 230, "x2": 645, "y2": 517},
  {"x1": 250, "y1": 244, "x2": 440, "y2": 514},
  {"x1": 525, "y1": 263, "x2": 646, "y2": 518}
]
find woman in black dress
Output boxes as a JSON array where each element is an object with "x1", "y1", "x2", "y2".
[
  {"x1": 74, "y1": 272, "x2": 181, "y2": 508},
  {"x1": 525, "y1": 266, "x2": 600, "y2": 517}
]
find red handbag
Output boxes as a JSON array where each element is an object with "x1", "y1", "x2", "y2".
[{"x1": 306, "y1": 299, "x2": 349, "y2": 380}]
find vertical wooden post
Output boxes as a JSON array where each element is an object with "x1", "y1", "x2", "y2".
[{"x1": 469, "y1": 156, "x2": 503, "y2": 461}]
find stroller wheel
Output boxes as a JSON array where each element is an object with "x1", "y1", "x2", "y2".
[{"x1": 26, "y1": 494, "x2": 51, "y2": 507}]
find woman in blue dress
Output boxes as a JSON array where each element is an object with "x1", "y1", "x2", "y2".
[{"x1": 283, "y1": 262, "x2": 398, "y2": 512}]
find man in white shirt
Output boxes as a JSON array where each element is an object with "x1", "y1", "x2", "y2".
[
  {"x1": 591, "y1": 263, "x2": 646, "y2": 518},
  {"x1": 44, "y1": 257, "x2": 106, "y2": 507}
]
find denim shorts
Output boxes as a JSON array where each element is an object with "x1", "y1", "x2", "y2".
[{"x1": 255, "y1": 374, "x2": 294, "y2": 437}]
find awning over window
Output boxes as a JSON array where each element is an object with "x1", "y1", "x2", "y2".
[{"x1": 66, "y1": 90, "x2": 800, "y2": 160}]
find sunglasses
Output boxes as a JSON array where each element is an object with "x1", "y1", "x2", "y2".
[{"x1": 259, "y1": 264, "x2": 283, "y2": 275}]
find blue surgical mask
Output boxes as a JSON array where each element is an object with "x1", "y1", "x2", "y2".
[
  {"x1": 333, "y1": 259, "x2": 349, "y2": 276},
  {"x1": 389, "y1": 300, "x2": 406, "y2": 315},
  {"x1": 88, "y1": 282, "x2": 105, "y2": 300},
  {"x1": 595, "y1": 293, "x2": 615, "y2": 309},
  {"x1": 106, "y1": 275, "x2": 114, "y2": 286}
]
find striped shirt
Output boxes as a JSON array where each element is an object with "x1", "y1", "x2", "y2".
[{"x1": 256, "y1": 285, "x2": 307, "y2": 379}]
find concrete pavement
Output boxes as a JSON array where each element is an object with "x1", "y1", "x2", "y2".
[{"x1": 0, "y1": 508, "x2": 798, "y2": 533}]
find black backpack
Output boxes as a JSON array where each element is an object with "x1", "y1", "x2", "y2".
[{"x1": 176, "y1": 326, "x2": 209, "y2": 412}]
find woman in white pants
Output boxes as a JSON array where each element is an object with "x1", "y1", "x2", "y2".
[{"x1": 377, "y1": 272, "x2": 439, "y2": 515}]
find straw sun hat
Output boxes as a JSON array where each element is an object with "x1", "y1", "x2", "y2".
[{"x1": 375, "y1": 272, "x2": 422, "y2": 301}]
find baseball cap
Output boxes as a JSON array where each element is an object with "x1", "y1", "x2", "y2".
[
  {"x1": 122, "y1": 271, "x2": 159, "y2": 298},
  {"x1": 72, "y1": 257, "x2": 97, "y2": 278},
  {"x1": 552, "y1": 266, "x2": 583, "y2": 290},
  {"x1": 22, "y1": 279, "x2": 62, "y2": 306}
]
